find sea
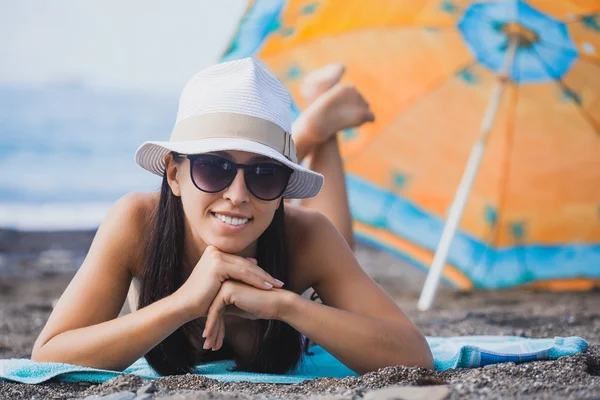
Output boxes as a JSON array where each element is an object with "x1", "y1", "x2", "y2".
[{"x1": 0, "y1": 83, "x2": 178, "y2": 231}]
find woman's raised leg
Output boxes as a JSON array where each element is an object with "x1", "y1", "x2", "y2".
[
  {"x1": 297, "y1": 135, "x2": 355, "y2": 250},
  {"x1": 288, "y1": 65, "x2": 374, "y2": 251}
]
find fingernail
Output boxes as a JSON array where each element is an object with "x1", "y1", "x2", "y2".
[
  {"x1": 202, "y1": 329, "x2": 207, "y2": 338},
  {"x1": 274, "y1": 279, "x2": 284, "y2": 286},
  {"x1": 264, "y1": 281, "x2": 273, "y2": 289}
]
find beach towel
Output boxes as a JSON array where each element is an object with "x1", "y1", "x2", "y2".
[{"x1": 0, "y1": 336, "x2": 588, "y2": 384}]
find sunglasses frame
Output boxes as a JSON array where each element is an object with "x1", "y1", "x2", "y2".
[{"x1": 179, "y1": 153, "x2": 294, "y2": 201}]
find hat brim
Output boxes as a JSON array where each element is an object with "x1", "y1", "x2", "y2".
[{"x1": 135, "y1": 138, "x2": 324, "y2": 199}]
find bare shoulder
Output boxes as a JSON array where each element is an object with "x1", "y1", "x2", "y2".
[
  {"x1": 284, "y1": 204, "x2": 343, "y2": 293},
  {"x1": 101, "y1": 192, "x2": 158, "y2": 278},
  {"x1": 113, "y1": 192, "x2": 158, "y2": 223},
  {"x1": 107, "y1": 192, "x2": 157, "y2": 232}
]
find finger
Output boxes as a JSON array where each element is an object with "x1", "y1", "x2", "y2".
[
  {"x1": 227, "y1": 263, "x2": 276, "y2": 289},
  {"x1": 211, "y1": 315, "x2": 222, "y2": 351},
  {"x1": 202, "y1": 321, "x2": 209, "y2": 350},
  {"x1": 204, "y1": 300, "x2": 224, "y2": 349},
  {"x1": 210, "y1": 308, "x2": 226, "y2": 351},
  {"x1": 210, "y1": 308, "x2": 225, "y2": 351},
  {"x1": 215, "y1": 248, "x2": 284, "y2": 289},
  {"x1": 217, "y1": 317, "x2": 226, "y2": 350},
  {"x1": 202, "y1": 328, "x2": 211, "y2": 350},
  {"x1": 221, "y1": 257, "x2": 284, "y2": 289}
]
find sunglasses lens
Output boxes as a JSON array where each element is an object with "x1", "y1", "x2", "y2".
[
  {"x1": 246, "y1": 164, "x2": 291, "y2": 200},
  {"x1": 191, "y1": 155, "x2": 235, "y2": 192}
]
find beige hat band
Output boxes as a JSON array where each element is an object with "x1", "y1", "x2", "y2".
[{"x1": 170, "y1": 112, "x2": 297, "y2": 163}]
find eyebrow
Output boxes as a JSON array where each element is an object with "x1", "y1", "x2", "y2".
[{"x1": 211, "y1": 151, "x2": 273, "y2": 163}]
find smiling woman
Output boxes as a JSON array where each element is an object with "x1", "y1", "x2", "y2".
[{"x1": 29, "y1": 57, "x2": 433, "y2": 376}]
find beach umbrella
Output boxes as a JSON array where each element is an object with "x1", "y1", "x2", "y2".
[{"x1": 222, "y1": 0, "x2": 600, "y2": 308}]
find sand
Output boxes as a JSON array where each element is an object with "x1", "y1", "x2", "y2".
[{"x1": 0, "y1": 228, "x2": 598, "y2": 399}]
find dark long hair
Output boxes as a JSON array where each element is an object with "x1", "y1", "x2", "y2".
[{"x1": 137, "y1": 158, "x2": 304, "y2": 376}]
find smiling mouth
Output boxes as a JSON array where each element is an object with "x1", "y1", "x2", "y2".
[{"x1": 211, "y1": 212, "x2": 253, "y2": 226}]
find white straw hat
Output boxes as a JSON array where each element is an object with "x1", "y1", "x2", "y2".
[{"x1": 135, "y1": 57, "x2": 324, "y2": 199}]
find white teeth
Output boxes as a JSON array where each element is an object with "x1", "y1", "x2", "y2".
[{"x1": 213, "y1": 213, "x2": 250, "y2": 226}]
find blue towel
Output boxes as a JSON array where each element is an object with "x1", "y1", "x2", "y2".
[
  {"x1": 0, "y1": 336, "x2": 588, "y2": 384},
  {"x1": 426, "y1": 335, "x2": 588, "y2": 370}
]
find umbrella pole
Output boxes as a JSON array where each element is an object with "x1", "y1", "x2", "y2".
[{"x1": 417, "y1": 37, "x2": 519, "y2": 311}]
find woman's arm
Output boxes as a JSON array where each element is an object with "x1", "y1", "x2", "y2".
[
  {"x1": 31, "y1": 194, "x2": 194, "y2": 371},
  {"x1": 280, "y1": 211, "x2": 433, "y2": 374},
  {"x1": 32, "y1": 290, "x2": 193, "y2": 371},
  {"x1": 278, "y1": 291, "x2": 432, "y2": 374},
  {"x1": 201, "y1": 209, "x2": 433, "y2": 373},
  {"x1": 203, "y1": 284, "x2": 431, "y2": 375}
]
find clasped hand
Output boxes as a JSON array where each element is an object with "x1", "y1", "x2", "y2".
[
  {"x1": 174, "y1": 245, "x2": 288, "y2": 352},
  {"x1": 202, "y1": 280, "x2": 286, "y2": 351}
]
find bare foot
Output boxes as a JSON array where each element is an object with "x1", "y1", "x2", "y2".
[
  {"x1": 293, "y1": 83, "x2": 375, "y2": 157},
  {"x1": 300, "y1": 63, "x2": 346, "y2": 105}
]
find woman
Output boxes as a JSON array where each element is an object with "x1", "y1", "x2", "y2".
[{"x1": 31, "y1": 58, "x2": 433, "y2": 376}]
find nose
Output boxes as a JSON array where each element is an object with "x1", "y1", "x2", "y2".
[{"x1": 223, "y1": 169, "x2": 250, "y2": 205}]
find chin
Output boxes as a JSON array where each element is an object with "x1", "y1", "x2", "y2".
[{"x1": 209, "y1": 238, "x2": 252, "y2": 254}]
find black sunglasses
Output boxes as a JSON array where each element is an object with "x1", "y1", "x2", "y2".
[{"x1": 178, "y1": 153, "x2": 294, "y2": 201}]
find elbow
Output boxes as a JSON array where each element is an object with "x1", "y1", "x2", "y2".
[
  {"x1": 357, "y1": 328, "x2": 433, "y2": 374},
  {"x1": 410, "y1": 328, "x2": 434, "y2": 370},
  {"x1": 385, "y1": 327, "x2": 434, "y2": 371},
  {"x1": 30, "y1": 341, "x2": 67, "y2": 367},
  {"x1": 30, "y1": 346, "x2": 128, "y2": 372},
  {"x1": 30, "y1": 339, "x2": 56, "y2": 363},
  {"x1": 30, "y1": 336, "x2": 47, "y2": 362},
  {"x1": 418, "y1": 347, "x2": 435, "y2": 370},
  {"x1": 31, "y1": 334, "x2": 57, "y2": 363},
  {"x1": 30, "y1": 345, "x2": 47, "y2": 363}
]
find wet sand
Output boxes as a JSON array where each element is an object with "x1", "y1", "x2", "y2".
[{"x1": 0, "y1": 228, "x2": 599, "y2": 399}]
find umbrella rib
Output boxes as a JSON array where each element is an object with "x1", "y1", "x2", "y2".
[{"x1": 529, "y1": 47, "x2": 600, "y2": 137}]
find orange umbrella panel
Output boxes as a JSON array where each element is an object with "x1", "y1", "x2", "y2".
[{"x1": 223, "y1": 0, "x2": 600, "y2": 290}]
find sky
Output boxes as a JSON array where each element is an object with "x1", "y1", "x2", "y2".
[
  {"x1": 0, "y1": 0, "x2": 252, "y2": 229},
  {"x1": 0, "y1": 0, "x2": 248, "y2": 95}
]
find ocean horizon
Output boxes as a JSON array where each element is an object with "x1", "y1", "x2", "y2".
[{"x1": 0, "y1": 82, "x2": 175, "y2": 231}]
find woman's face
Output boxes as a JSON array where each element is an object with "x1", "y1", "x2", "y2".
[{"x1": 166, "y1": 150, "x2": 284, "y2": 255}]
